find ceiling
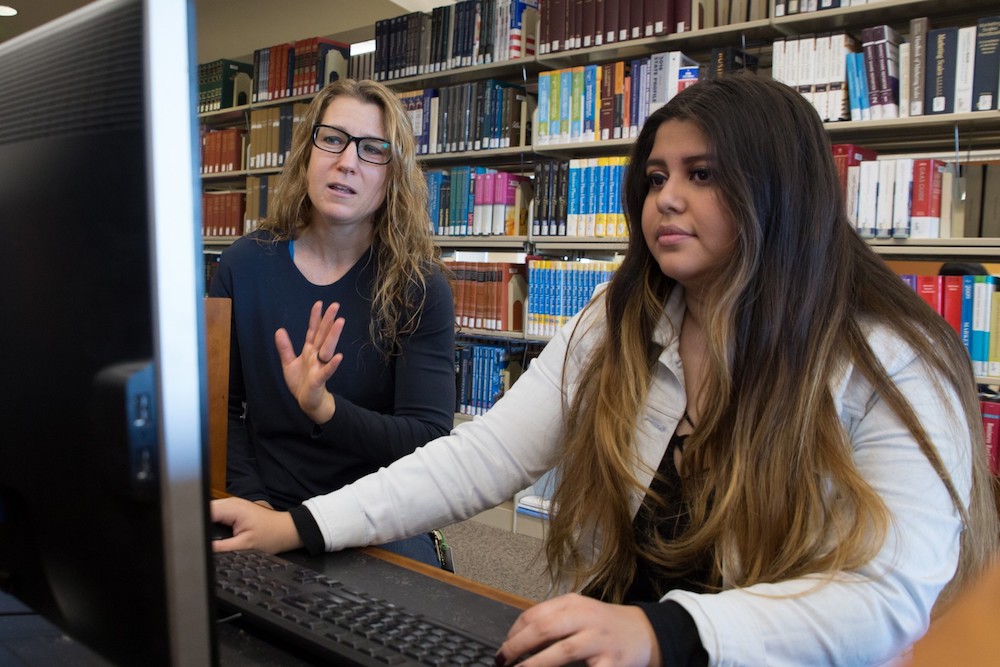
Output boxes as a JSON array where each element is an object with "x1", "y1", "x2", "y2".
[{"x1": 0, "y1": 0, "x2": 442, "y2": 61}]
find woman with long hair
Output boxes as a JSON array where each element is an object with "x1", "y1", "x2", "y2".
[
  {"x1": 209, "y1": 79, "x2": 454, "y2": 566},
  {"x1": 214, "y1": 73, "x2": 998, "y2": 664}
]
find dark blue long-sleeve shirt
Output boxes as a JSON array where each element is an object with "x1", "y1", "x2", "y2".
[{"x1": 209, "y1": 231, "x2": 455, "y2": 510}]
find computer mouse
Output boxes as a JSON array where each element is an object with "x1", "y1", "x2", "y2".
[{"x1": 211, "y1": 522, "x2": 234, "y2": 541}]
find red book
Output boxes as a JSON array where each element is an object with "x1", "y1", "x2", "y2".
[
  {"x1": 915, "y1": 275, "x2": 944, "y2": 315},
  {"x1": 603, "y1": 0, "x2": 619, "y2": 44},
  {"x1": 599, "y1": 62, "x2": 614, "y2": 140},
  {"x1": 941, "y1": 275, "x2": 964, "y2": 335},
  {"x1": 981, "y1": 398, "x2": 1000, "y2": 475},
  {"x1": 831, "y1": 143, "x2": 878, "y2": 195},
  {"x1": 910, "y1": 159, "x2": 945, "y2": 238},
  {"x1": 644, "y1": 0, "x2": 674, "y2": 36},
  {"x1": 675, "y1": 0, "x2": 692, "y2": 33}
]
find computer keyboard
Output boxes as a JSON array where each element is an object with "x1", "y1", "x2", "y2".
[{"x1": 214, "y1": 550, "x2": 499, "y2": 666}]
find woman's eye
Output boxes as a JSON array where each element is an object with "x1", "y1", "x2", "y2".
[
  {"x1": 648, "y1": 173, "x2": 667, "y2": 188},
  {"x1": 691, "y1": 168, "x2": 711, "y2": 182}
]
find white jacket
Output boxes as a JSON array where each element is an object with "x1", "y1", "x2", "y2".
[{"x1": 304, "y1": 286, "x2": 971, "y2": 666}]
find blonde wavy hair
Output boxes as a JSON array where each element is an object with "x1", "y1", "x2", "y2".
[
  {"x1": 258, "y1": 78, "x2": 445, "y2": 356},
  {"x1": 547, "y1": 73, "x2": 999, "y2": 610}
]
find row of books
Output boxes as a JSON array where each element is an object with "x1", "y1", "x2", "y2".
[
  {"x1": 202, "y1": 191, "x2": 244, "y2": 238},
  {"x1": 200, "y1": 127, "x2": 246, "y2": 175},
  {"x1": 427, "y1": 166, "x2": 532, "y2": 237},
  {"x1": 197, "y1": 59, "x2": 253, "y2": 113},
  {"x1": 537, "y1": 0, "x2": 768, "y2": 56},
  {"x1": 525, "y1": 258, "x2": 620, "y2": 337},
  {"x1": 775, "y1": 0, "x2": 880, "y2": 17},
  {"x1": 845, "y1": 156, "x2": 944, "y2": 240},
  {"x1": 454, "y1": 342, "x2": 525, "y2": 416},
  {"x1": 246, "y1": 103, "x2": 310, "y2": 171},
  {"x1": 399, "y1": 80, "x2": 533, "y2": 156},
  {"x1": 773, "y1": 16, "x2": 1000, "y2": 124},
  {"x1": 837, "y1": 143, "x2": 1000, "y2": 240},
  {"x1": 533, "y1": 157, "x2": 630, "y2": 238},
  {"x1": 905, "y1": 274, "x2": 1000, "y2": 378},
  {"x1": 536, "y1": 51, "x2": 698, "y2": 146},
  {"x1": 250, "y1": 37, "x2": 349, "y2": 103},
  {"x1": 374, "y1": 0, "x2": 538, "y2": 82},
  {"x1": 448, "y1": 261, "x2": 528, "y2": 331}
]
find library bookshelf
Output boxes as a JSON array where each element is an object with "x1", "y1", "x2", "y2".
[{"x1": 199, "y1": 0, "x2": 1000, "y2": 530}]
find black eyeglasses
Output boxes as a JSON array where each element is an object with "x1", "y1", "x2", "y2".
[{"x1": 311, "y1": 124, "x2": 393, "y2": 165}]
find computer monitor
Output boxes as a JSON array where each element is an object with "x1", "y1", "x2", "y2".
[{"x1": 0, "y1": 0, "x2": 214, "y2": 665}]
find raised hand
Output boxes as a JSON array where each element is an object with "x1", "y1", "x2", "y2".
[{"x1": 274, "y1": 300, "x2": 346, "y2": 424}]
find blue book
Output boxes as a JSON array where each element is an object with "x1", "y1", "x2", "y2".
[
  {"x1": 961, "y1": 275, "x2": 976, "y2": 354},
  {"x1": 537, "y1": 71, "x2": 551, "y2": 146},
  {"x1": 972, "y1": 276, "x2": 995, "y2": 376},
  {"x1": 567, "y1": 160, "x2": 582, "y2": 237},
  {"x1": 559, "y1": 68, "x2": 573, "y2": 143},
  {"x1": 583, "y1": 65, "x2": 598, "y2": 142},
  {"x1": 425, "y1": 171, "x2": 441, "y2": 234},
  {"x1": 856, "y1": 52, "x2": 872, "y2": 120}
]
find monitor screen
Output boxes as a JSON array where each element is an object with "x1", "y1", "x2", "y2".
[{"x1": 0, "y1": 0, "x2": 215, "y2": 664}]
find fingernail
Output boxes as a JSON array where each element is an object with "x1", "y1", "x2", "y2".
[{"x1": 493, "y1": 650, "x2": 505, "y2": 667}]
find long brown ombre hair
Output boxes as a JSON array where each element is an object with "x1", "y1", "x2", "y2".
[
  {"x1": 546, "y1": 73, "x2": 998, "y2": 608},
  {"x1": 258, "y1": 78, "x2": 444, "y2": 356}
]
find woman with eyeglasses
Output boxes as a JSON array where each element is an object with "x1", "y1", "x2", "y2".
[{"x1": 208, "y1": 78, "x2": 454, "y2": 566}]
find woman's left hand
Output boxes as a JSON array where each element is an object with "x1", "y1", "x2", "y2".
[
  {"x1": 495, "y1": 593, "x2": 661, "y2": 667},
  {"x1": 274, "y1": 300, "x2": 345, "y2": 424}
]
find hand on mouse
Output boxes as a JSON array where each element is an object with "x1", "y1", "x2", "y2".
[{"x1": 210, "y1": 496, "x2": 305, "y2": 554}]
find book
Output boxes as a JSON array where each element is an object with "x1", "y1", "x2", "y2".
[
  {"x1": 831, "y1": 143, "x2": 878, "y2": 195},
  {"x1": 954, "y1": 25, "x2": 977, "y2": 114},
  {"x1": 925, "y1": 27, "x2": 959, "y2": 115},
  {"x1": 980, "y1": 163, "x2": 1000, "y2": 238},
  {"x1": 891, "y1": 157, "x2": 914, "y2": 239},
  {"x1": 705, "y1": 46, "x2": 760, "y2": 79},
  {"x1": 973, "y1": 16, "x2": 1000, "y2": 111},
  {"x1": 972, "y1": 275, "x2": 995, "y2": 376},
  {"x1": 981, "y1": 398, "x2": 1000, "y2": 474},
  {"x1": 909, "y1": 158, "x2": 945, "y2": 238},
  {"x1": 941, "y1": 274, "x2": 964, "y2": 335},
  {"x1": 916, "y1": 275, "x2": 943, "y2": 315},
  {"x1": 198, "y1": 58, "x2": 253, "y2": 112},
  {"x1": 963, "y1": 162, "x2": 986, "y2": 237},
  {"x1": 862, "y1": 24, "x2": 902, "y2": 119}
]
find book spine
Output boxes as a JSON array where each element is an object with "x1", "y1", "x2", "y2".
[
  {"x1": 909, "y1": 16, "x2": 928, "y2": 116},
  {"x1": 925, "y1": 27, "x2": 958, "y2": 115}
]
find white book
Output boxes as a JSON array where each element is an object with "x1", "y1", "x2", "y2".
[
  {"x1": 955, "y1": 25, "x2": 977, "y2": 114},
  {"x1": 648, "y1": 52, "x2": 670, "y2": 113},
  {"x1": 666, "y1": 51, "x2": 698, "y2": 103},
  {"x1": 898, "y1": 42, "x2": 911, "y2": 118},
  {"x1": 801, "y1": 38, "x2": 819, "y2": 110},
  {"x1": 857, "y1": 160, "x2": 880, "y2": 237},
  {"x1": 891, "y1": 157, "x2": 914, "y2": 238},
  {"x1": 814, "y1": 34, "x2": 832, "y2": 121},
  {"x1": 826, "y1": 34, "x2": 853, "y2": 121},
  {"x1": 845, "y1": 164, "x2": 861, "y2": 231},
  {"x1": 783, "y1": 38, "x2": 800, "y2": 93},
  {"x1": 771, "y1": 39, "x2": 786, "y2": 86},
  {"x1": 875, "y1": 158, "x2": 897, "y2": 239},
  {"x1": 973, "y1": 279, "x2": 991, "y2": 376}
]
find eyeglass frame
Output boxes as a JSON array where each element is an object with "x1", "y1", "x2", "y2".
[{"x1": 310, "y1": 124, "x2": 393, "y2": 165}]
